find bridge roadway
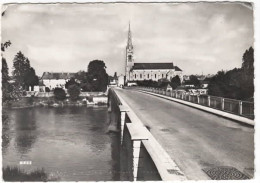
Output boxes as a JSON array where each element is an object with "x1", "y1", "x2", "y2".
[{"x1": 115, "y1": 88, "x2": 254, "y2": 180}]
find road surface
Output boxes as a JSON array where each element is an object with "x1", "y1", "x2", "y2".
[{"x1": 115, "y1": 88, "x2": 254, "y2": 180}]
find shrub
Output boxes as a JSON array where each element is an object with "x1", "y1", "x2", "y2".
[
  {"x1": 45, "y1": 87, "x2": 50, "y2": 92},
  {"x1": 68, "y1": 84, "x2": 81, "y2": 101},
  {"x1": 86, "y1": 95, "x2": 93, "y2": 102},
  {"x1": 53, "y1": 87, "x2": 66, "y2": 101}
]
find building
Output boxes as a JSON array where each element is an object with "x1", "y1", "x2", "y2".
[
  {"x1": 109, "y1": 76, "x2": 118, "y2": 86},
  {"x1": 33, "y1": 80, "x2": 46, "y2": 92},
  {"x1": 41, "y1": 72, "x2": 76, "y2": 90},
  {"x1": 117, "y1": 74, "x2": 125, "y2": 87},
  {"x1": 125, "y1": 23, "x2": 183, "y2": 83}
]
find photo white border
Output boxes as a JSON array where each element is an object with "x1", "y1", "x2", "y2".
[{"x1": 0, "y1": 1, "x2": 259, "y2": 183}]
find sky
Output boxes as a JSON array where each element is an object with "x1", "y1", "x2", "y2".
[{"x1": 1, "y1": 2, "x2": 254, "y2": 77}]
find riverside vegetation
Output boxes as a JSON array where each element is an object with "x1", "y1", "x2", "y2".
[{"x1": 3, "y1": 166, "x2": 59, "y2": 181}]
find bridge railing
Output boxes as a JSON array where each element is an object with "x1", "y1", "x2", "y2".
[{"x1": 136, "y1": 87, "x2": 254, "y2": 120}]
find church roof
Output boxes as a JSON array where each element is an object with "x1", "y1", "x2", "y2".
[
  {"x1": 132, "y1": 63, "x2": 182, "y2": 71},
  {"x1": 41, "y1": 72, "x2": 76, "y2": 80}
]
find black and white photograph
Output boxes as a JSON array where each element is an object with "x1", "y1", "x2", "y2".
[{"x1": 1, "y1": 0, "x2": 258, "y2": 182}]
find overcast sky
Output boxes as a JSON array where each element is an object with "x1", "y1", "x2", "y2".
[{"x1": 1, "y1": 2, "x2": 253, "y2": 76}]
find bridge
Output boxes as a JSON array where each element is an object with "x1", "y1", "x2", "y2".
[{"x1": 108, "y1": 87, "x2": 254, "y2": 181}]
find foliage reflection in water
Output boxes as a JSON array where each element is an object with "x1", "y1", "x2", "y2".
[{"x1": 2, "y1": 106, "x2": 120, "y2": 181}]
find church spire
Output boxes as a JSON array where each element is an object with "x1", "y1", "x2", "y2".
[{"x1": 127, "y1": 22, "x2": 133, "y2": 49}]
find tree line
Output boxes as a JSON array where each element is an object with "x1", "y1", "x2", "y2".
[
  {"x1": 208, "y1": 47, "x2": 254, "y2": 101},
  {"x1": 2, "y1": 40, "x2": 109, "y2": 103}
]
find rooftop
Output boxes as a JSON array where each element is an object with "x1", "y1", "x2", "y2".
[
  {"x1": 132, "y1": 63, "x2": 182, "y2": 71},
  {"x1": 41, "y1": 72, "x2": 76, "y2": 80}
]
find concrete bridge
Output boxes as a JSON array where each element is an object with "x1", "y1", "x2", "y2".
[{"x1": 108, "y1": 87, "x2": 254, "y2": 181}]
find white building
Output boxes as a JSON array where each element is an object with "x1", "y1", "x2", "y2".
[
  {"x1": 117, "y1": 75, "x2": 125, "y2": 87},
  {"x1": 41, "y1": 72, "x2": 76, "y2": 90},
  {"x1": 125, "y1": 23, "x2": 183, "y2": 83}
]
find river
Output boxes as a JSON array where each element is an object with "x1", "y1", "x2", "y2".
[{"x1": 2, "y1": 106, "x2": 121, "y2": 181}]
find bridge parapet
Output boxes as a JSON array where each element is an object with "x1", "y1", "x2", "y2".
[
  {"x1": 108, "y1": 88, "x2": 187, "y2": 181},
  {"x1": 134, "y1": 86, "x2": 254, "y2": 126},
  {"x1": 138, "y1": 86, "x2": 254, "y2": 119}
]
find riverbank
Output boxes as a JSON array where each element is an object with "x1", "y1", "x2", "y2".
[
  {"x1": 3, "y1": 95, "x2": 108, "y2": 109},
  {"x1": 3, "y1": 166, "x2": 59, "y2": 181}
]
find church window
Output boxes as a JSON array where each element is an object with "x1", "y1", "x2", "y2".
[
  {"x1": 155, "y1": 74, "x2": 157, "y2": 78},
  {"x1": 162, "y1": 74, "x2": 164, "y2": 78},
  {"x1": 128, "y1": 55, "x2": 132, "y2": 62},
  {"x1": 148, "y1": 74, "x2": 149, "y2": 79},
  {"x1": 140, "y1": 74, "x2": 142, "y2": 79},
  {"x1": 135, "y1": 74, "x2": 136, "y2": 79}
]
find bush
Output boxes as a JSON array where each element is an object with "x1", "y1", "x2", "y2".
[
  {"x1": 53, "y1": 87, "x2": 66, "y2": 101},
  {"x1": 45, "y1": 87, "x2": 50, "y2": 92},
  {"x1": 68, "y1": 84, "x2": 81, "y2": 101},
  {"x1": 86, "y1": 95, "x2": 93, "y2": 102},
  {"x1": 136, "y1": 80, "x2": 159, "y2": 87}
]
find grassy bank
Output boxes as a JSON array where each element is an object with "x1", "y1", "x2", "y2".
[{"x1": 3, "y1": 166, "x2": 58, "y2": 181}]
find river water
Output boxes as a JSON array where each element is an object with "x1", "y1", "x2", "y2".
[{"x1": 2, "y1": 106, "x2": 120, "y2": 181}]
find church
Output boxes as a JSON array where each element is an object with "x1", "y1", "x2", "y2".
[{"x1": 125, "y1": 24, "x2": 183, "y2": 83}]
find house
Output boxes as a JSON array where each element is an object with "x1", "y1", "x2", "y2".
[
  {"x1": 41, "y1": 72, "x2": 76, "y2": 90},
  {"x1": 33, "y1": 80, "x2": 46, "y2": 92},
  {"x1": 109, "y1": 76, "x2": 118, "y2": 86},
  {"x1": 117, "y1": 75, "x2": 125, "y2": 87}
]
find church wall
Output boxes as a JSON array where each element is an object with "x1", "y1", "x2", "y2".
[{"x1": 130, "y1": 69, "x2": 183, "y2": 82}]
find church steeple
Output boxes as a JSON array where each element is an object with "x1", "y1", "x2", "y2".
[
  {"x1": 125, "y1": 22, "x2": 134, "y2": 82},
  {"x1": 127, "y1": 22, "x2": 133, "y2": 49}
]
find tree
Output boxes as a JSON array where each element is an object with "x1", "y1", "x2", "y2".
[
  {"x1": 68, "y1": 84, "x2": 81, "y2": 101},
  {"x1": 189, "y1": 75, "x2": 200, "y2": 87},
  {"x1": 241, "y1": 47, "x2": 254, "y2": 100},
  {"x1": 12, "y1": 52, "x2": 38, "y2": 91},
  {"x1": 45, "y1": 87, "x2": 50, "y2": 92},
  {"x1": 74, "y1": 71, "x2": 90, "y2": 91},
  {"x1": 53, "y1": 88, "x2": 66, "y2": 100},
  {"x1": 87, "y1": 60, "x2": 109, "y2": 92},
  {"x1": 208, "y1": 66, "x2": 253, "y2": 100},
  {"x1": 242, "y1": 47, "x2": 254, "y2": 72},
  {"x1": 74, "y1": 71, "x2": 88, "y2": 82},
  {"x1": 24, "y1": 67, "x2": 39, "y2": 91},
  {"x1": 1, "y1": 40, "x2": 11, "y2": 52},
  {"x1": 170, "y1": 75, "x2": 181, "y2": 89},
  {"x1": 12, "y1": 51, "x2": 30, "y2": 89},
  {"x1": 2, "y1": 58, "x2": 10, "y2": 102},
  {"x1": 158, "y1": 78, "x2": 170, "y2": 88},
  {"x1": 65, "y1": 77, "x2": 79, "y2": 89},
  {"x1": 1, "y1": 41, "x2": 13, "y2": 103}
]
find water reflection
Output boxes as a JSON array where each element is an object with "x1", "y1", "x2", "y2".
[
  {"x1": 14, "y1": 109, "x2": 37, "y2": 154},
  {"x1": 110, "y1": 133, "x2": 120, "y2": 181},
  {"x1": 2, "y1": 110, "x2": 11, "y2": 153},
  {"x1": 3, "y1": 106, "x2": 120, "y2": 181}
]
